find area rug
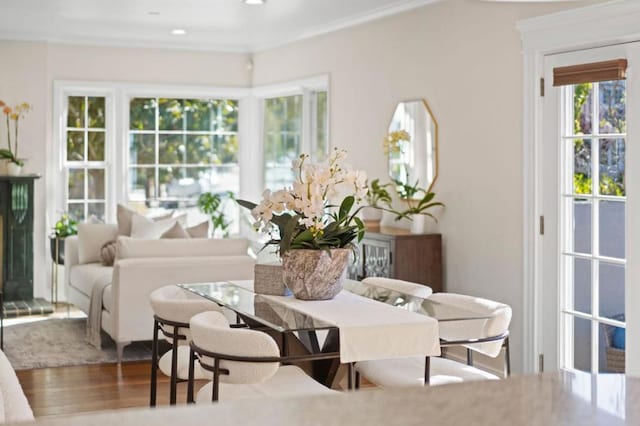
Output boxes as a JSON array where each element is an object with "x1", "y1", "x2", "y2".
[{"x1": 3, "y1": 318, "x2": 152, "y2": 370}]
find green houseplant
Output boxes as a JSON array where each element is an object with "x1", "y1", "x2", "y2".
[
  {"x1": 197, "y1": 191, "x2": 234, "y2": 238},
  {"x1": 238, "y1": 148, "x2": 368, "y2": 300},
  {"x1": 50, "y1": 213, "x2": 78, "y2": 265},
  {"x1": 360, "y1": 178, "x2": 393, "y2": 229}
]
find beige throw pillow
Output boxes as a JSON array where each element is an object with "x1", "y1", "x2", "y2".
[
  {"x1": 186, "y1": 221, "x2": 209, "y2": 238},
  {"x1": 100, "y1": 240, "x2": 118, "y2": 266},
  {"x1": 117, "y1": 204, "x2": 175, "y2": 236},
  {"x1": 77, "y1": 223, "x2": 119, "y2": 264},
  {"x1": 161, "y1": 222, "x2": 191, "y2": 239}
]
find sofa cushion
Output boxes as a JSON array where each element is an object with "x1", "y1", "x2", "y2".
[
  {"x1": 187, "y1": 221, "x2": 209, "y2": 238},
  {"x1": 161, "y1": 221, "x2": 191, "y2": 239},
  {"x1": 117, "y1": 237, "x2": 250, "y2": 259},
  {"x1": 69, "y1": 263, "x2": 113, "y2": 298},
  {"x1": 131, "y1": 214, "x2": 180, "y2": 239},
  {"x1": 78, "y1": 223, "x2": 118, "y2": 264}
]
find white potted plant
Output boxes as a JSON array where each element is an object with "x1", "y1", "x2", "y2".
[{"x1": 0, "y1": 101, "x2": 31, "y2": 175}]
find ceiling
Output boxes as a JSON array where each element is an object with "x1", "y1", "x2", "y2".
[{"x1": 0, "y1": 0, "x2": 441, "y2": 52}]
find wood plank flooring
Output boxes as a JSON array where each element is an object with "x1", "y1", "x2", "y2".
[{"x1": 16, "y1": 361, "x2": 207, "y2": 418}]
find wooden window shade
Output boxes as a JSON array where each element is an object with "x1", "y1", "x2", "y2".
[{"x1": 553, "y1": 59, "x2": 627, "y2": 86}]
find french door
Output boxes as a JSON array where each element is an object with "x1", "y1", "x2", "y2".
[{"x1": 541, "y1": 43, "x2": 640, "y2": 373}]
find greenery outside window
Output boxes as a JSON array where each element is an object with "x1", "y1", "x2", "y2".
[
  {"x1": 64, "y1": 95, "x2": 108, "y2": 222},
  {"x1": 128, "y1": 97, "x2": 239, "y2": 212}
]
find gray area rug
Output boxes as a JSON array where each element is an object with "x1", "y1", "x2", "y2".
[{"x1": 3, "y1": 318, "x2": 152, "y2": 370}]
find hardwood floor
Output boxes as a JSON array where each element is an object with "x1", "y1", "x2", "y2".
[{"x1": 16, "y1": 361, "x2": 206, "y2": 418}]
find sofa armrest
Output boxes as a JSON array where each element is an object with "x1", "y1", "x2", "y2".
[
  {"x1": 64, "y1": 235, "x2": 80, "y2": 289},
  {"x1": 109, "y1": 255, "x2": 255, "y2": 343}
]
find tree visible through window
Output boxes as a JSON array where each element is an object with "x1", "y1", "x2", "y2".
[{"x1": 128, "y1": 97, "x2": 239, "y2": 210}]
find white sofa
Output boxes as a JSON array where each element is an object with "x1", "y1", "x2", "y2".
[
  {"x1": 0, "y1": 350, "x2": 34, "y2": 423},
  {"x1": 65, "y1": 233, "x2": 255, "y2": 360}
]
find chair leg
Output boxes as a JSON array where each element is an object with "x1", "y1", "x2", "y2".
[
  {"x1": 116, "y1": 341, "x2": 129, "y2": 364},
  {"x1": 424, "y1": 356, "x2": 431, "y2": 386},
  {"x1": 504, "y1": 337, "x2": 511, "y2": 378},
  {"x1": 170, "y1": 331, "x2": 179, "y2": 405},
  {"x1": 149, "y1": 320, "x2": 159, "y2": 407},
  {"x1": 347, "y1": 363, "x2": 355, "y2": 391},
  {"x1": 355, "y1": 371, "x2": 361, "y2": 390},
  {"x1": 466, "y1": 348, "x2": 473, "y2": 366},
  {"x1": 187, "y1": 347, "x2": 195, "y2": 404},
  {"x1": 212, "y1": 358, "x2": 220, "y2": 402}
]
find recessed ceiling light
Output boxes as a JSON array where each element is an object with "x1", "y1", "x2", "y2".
[
  {"x1": 171, "y1": 29, "x2": 187, "y2": 36},
  {"x1": 244, "y1": 0, "x2": 266, "y2": 5},
  {"x1": 148, "y1": 11, "x2": 159, "y2": 16}
]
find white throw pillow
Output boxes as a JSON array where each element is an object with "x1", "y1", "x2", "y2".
[
  {"x1": 77, "y1": 223, "x2": 118, "y2": 264},
  {"x1": 130, "y1": 214, "x2": 178, "y2": 239}
]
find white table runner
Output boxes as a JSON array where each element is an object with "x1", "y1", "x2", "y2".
[{"x1": 261, "y1": 290, "x2": 440, "y2": 363}]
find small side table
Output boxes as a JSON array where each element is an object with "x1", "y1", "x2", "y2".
[{"x1": 50, "y1": 237, "x2": 63, "y2": 305}]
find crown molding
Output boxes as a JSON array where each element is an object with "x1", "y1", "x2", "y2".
[{"x1": 0, "y1": 0, "x2": 441, "y2": 54}]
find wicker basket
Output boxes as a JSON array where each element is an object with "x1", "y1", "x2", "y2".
[{"x1": 602, "y1": 314, "x2": 625, "y2": 373}]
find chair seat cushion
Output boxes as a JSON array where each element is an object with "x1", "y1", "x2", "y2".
[
  {"x1": 69, "y1": 263, "x2": 113, "y2": 298},
  {"x1": 158, "y1": 346, "x2": 209, "y2": 380},
  {"x1": 196, "y1": 365, "x2": 336, "y2": 403},
  {"x1": 355, "y1": 356, "x2": 500, "y2": 388}
]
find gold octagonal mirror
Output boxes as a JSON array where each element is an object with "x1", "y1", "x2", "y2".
[{"x1": 387, "y1": 99, "x2": 438, "y2": 198}]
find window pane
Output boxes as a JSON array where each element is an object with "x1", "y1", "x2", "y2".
[
  {"x1": 571, "y1": 315, "x2": 592, "y2": 372},
  {"x1": 87, "y1": 202, "x2": 105, "y2": 222},
  {"x1": 88, "y1": 131, "x2": 105, "y2": 162},
  {"x1": 88, "y1": 97, "x2": 105, "y2": 129},
  {"x1": 68, "y1": 169, "x2": 85, "y2": 199},
  {"x1": 68, "y1": 203, "x2": 85, "y2": 222},
  {"x1": 130, "y1": 134, "x2": 156, "y2": 165},
  {"x1": 87, "y1": 169, "x2": 105, "y2": 200},
  {"x1": 599, "y1": 262, "x2": 624, "y2": 321},
  {"x1": 287, "y1": 96, "x2": 302, "y2": 132},
  {"x1": 315, "y1": 91, "x2": 328, "y2": 161},
  {"x1": 573, "y1": 83, "x2": 592, "y2": 136},
  {"x1": 217, "y1": 100, "x2": 239, "y2": 132},
  {"x1": 599, "y1": 80, "x2": 625, "y2": 134},
  {"x1": 599, "y1": 139, "x2": 625, "y2": 196},
  {"x1": 67, "y1": 131, "x2": 85, "y2": 162},
  {"x1": 186, "y1": 135, "x2": 213, "y2": 165},
  {"x1": 573, "y1": 199, "x2": 591, "y2": 254},
  {"x1": 214, "y1": 134, "x2": 238, "y2": 164},
  {"x1": 67, "y1": 96, "x2": 85, "y2": 128},
  {"x1": 159, "y1": 167, "x2": 193, "y2": 200},
  {"x1": 599, "y1": 200, "x2": 625, "y2": 259},
  {"x1": 265, "y1": 166, "x2": 295, "y2": 191},
  {"x1": 209, "y1": 165, "x2": 240, "y2": 195},
  {"x1": 186, "y1": 99, "x2": 213, "y2": 131},
  {"x1": 600, "y1": 324, "x2": 625, "y2": 373},
  {"x1": 159, "y1": 98, "x2": 184, "y2": 131},
  {"x1": 130, "y1": 98, "x2": 156, "y2": 130},
  {"x1": 129, "y1": 167, "x2": 156, "y2": 201},
  {"x1": 573, "y1": 139, "x2": 591, "y2": 195},
  {"x1": 573, "y1": 257, "x2": 591, "y2": 314},
  {"x1": 159, "y1": 134, "x2": 185, "y2": 165}
]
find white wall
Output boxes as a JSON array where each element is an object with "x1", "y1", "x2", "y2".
[
  {"x1": 252, "y1": 0, "x2": 603, "y2": 373},
  {"x1": 0, "y1": 40, "x2": 252, "y2": 303}
]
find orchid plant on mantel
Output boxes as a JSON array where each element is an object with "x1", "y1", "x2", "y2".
[{"x1": 0, "y1": 100, "x2": 32, "y2": 168}]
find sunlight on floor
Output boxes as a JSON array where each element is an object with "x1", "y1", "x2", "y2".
[{"x1": 4, "y1": 304, "x2": 86, "y2": 327}]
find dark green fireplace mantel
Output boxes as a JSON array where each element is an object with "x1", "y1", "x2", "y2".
[{"x1": 0, "y1": 175, "x2": 40, "y2": 302}]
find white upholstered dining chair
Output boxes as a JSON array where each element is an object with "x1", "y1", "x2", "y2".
[
  {"x1": 361, "y1": 277, "x2": 433, "y2": 298},
  {"x1": 355, "y1": 292, "x2": 512, "y2": 388},
  {"x1": 189, "y1": 311, "x2": 338, "y2": 403},
  {"x1": 149, "y1": 285, "x2": 223, "y2": 406}
]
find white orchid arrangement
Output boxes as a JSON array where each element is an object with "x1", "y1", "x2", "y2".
[{"x1": 238, "y1": 148, "x2": 368, "y2": 254}]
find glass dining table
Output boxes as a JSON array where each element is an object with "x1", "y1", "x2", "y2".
[{"x1": 179, "y1": 279, "x2": 491, "y2": 386}]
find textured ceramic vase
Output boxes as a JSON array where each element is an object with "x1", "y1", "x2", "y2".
[{"x1": 282, "y1": 248, "x2": 351, "y2": 300}]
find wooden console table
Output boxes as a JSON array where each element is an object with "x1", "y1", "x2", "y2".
[{"x1": 348, "y1": 227, "x2": 443, "y2": 293}]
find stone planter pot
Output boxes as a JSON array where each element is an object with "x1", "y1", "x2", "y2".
[{"x1": 282, "y1": 248, "x2": 351, "y2": 300}]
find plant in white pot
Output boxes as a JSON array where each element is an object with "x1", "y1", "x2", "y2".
[
  {"x1": 360, "y1": 178, "x2": 393, "y2": 230},
  {"x1": 0, "y1": 101, "x2": 31, "y2": 175},
  {"x1": 238, "y1": 148, "x2": 368, "y2": 300}
]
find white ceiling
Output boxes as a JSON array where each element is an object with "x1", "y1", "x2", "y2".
[{"x1": 0, "y1": 0, "x2": 440, "y2": 52}]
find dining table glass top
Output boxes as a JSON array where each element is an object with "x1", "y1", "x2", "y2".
[{"x1": 179, "y1": 279, "x2": 491, "y2": 334}]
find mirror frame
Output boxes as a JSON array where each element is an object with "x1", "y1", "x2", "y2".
[{"x1": 386, "y1": 98, "x2": 439, "y2": 195}]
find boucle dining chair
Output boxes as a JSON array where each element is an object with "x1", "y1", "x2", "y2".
[
  {"x1": 149, "y1": 285, "x2": 224, "y2": 406},
  {"x1": 362, "y1": 277, "x2": 433, "y2": 298},
  {"x1": 355, "y1": 292, "x2": 512, "y2": 388},
  {"x1": 188, "y1": 311, "x2": 338, "y2": 403}
]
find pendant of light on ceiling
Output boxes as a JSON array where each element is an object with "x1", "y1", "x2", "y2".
[{"x1": 244, "y1": 0, "x2": 266, "y2": 4}]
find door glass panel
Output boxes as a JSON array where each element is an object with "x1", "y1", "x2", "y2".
[
  {"x1": 572, "y1": 315, "x2": 592, "y2": 372},
  {"x1": 67, "y1": 96, "x2": 85, "y2": 128},
  {"x1": 67, "y1": 131, "x2": 85, "y2": 162},
  {"x1": 599, "y1": 322, "x2": 625, "y2": 373},
  {"x1": 573, "y1": 199, "x2": 591, "y2": 254},
  {"x1": 599, "y1": 200, "x2": 625, "y2": 259},
  {"x1": 573, "y1": 83, "x2": 593, "y2": 136},
  {"x1": 87, "y1": 169, "x2": 105, "y2": 200},
  {"x1": 598, "y1": 139, "x2": 625, "y2": 196},
  {"x1": 573, "y1": 139, "x2": 592, "y2": 194},
  {"x1": 87, "y1": 131, "x2": 105, "y2": 162},
  {"x1": 599, "y1": 80, "x2": 626, "y2": 134},
  {"x1": 599, "y1": 262, "x2": 625, "y2": 321},
  {"x1": 88, "y1": 202, "x2": 106, "y2": 222},
  {"x1": 573, "y1": 258, "x2": 591, "y2": 314}
]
